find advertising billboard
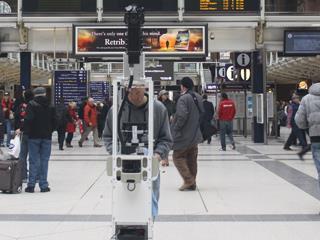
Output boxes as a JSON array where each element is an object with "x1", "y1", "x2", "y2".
[{"x1": 74, "y1": 25, "x2": 207, "y2": 57}]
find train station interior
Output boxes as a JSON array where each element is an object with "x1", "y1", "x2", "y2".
[{"x1": 1, "y1": 0, "x2": 320, "y2": 239}]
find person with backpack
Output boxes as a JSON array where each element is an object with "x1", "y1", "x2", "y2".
[
  {"x1": 172, "y1": 77, "x2": 203, "y2": 191},
  {"x1": 55, "y1": 97, "x2": 68, "y2": 150},
  {"x1": 217, "y1": 93, "x2": 236, "y2": 151}
]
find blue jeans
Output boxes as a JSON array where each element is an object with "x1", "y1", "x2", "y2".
[
  {"x1": 28, "y1": 139, "x2": 52, "y2": 189},
  {"x1": 220, "y1": 121, "x2": 235, "y2": 149},
  {"x1": 19, "y1": 133, "x2": 29, "y2": 180},
  {"x1": 5, "y1": 119, "x2": 12, "y2": 146},
  {"x1": 311, "y1": 143, "x2": 320, "y2": 188},
  {"x1": 152, "y1": 174, "x2": 160, "y2": 218}
]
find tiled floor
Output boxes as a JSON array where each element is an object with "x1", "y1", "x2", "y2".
[{"x1": 0, "y1": 128, "x2": 320, "y2": 240}]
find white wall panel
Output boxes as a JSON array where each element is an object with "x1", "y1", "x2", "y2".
[
  {"x1": 208, "y1": 28, "x2": 255, "y2": 52},
  {"x1": 28, "y1": 29, "x2": 72, "y2": 52}
]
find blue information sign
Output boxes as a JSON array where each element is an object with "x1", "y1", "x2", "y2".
[
  {"x1": 54, "y1": 70, "x2": 88, "y2": 105},
  {"x1": 89, "y1": 81, "x2": 110, "y2": 102}
]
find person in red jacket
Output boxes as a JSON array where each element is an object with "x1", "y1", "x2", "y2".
[
  {"x1": 65, "y1": 101, "x2": 78, "y2": 148},
  {"x1": 217, "y1": 93, "x2": 236, "y2": 151},
  {"x1": 78, "y1": 98, "x2": 102, "y2": 147},
  {"x1": 2, "y1": 92, "x2": 13, "y2": 147}
]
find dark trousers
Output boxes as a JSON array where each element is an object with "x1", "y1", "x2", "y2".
[
  {"x1": 66, "y1": 133, "x2": 73, "y2": 144},
  {"x1": 284, "y1": 124, "x2": 307, "y2": 149},
  {"x1": 57, "y1": 128, "x2": 66, "y2": 149},
  {"x1": 220, "y1": 120, "x2": 235, "y2": 150},
  {"x1": 19, "y1": 133, "x2": 29, "y2": 180},
  {"x1": 0, "y1": 124, "x2": 4, "y2": 144},
  {"x1": 173, "y1": 144, "x2": 198, "y2": 186},
  {"x1": 28, "y1": 139, "x2": 51, "y2": 189}
]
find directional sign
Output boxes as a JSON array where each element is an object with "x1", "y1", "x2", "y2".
[
  {"x1": 226, "y1": 64, "x2": 235, "y2": 81},
  {"x1": 217, "y1": 66, "x2": 226, "y2": 78},
  {"x1": 236, "y1": 53, "x2": 251, "y2": 67},
  {"x1": 240, "y1": 68, "x2": 251, "y2": 81},
  {"x1": 54, "y1": 70, "x2": 88, "y2": 106},
  {"x1": 89, "y1": 81, "x2": 110, "y2": 102}
]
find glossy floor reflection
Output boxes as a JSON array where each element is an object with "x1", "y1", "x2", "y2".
[{"x1": 0, "y1": 129, "x2": 319, "y2": 240}]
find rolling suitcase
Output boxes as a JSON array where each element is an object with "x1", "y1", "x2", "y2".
[{"x1": 0, "y1": 159, "x2": 23, "y2": 193}]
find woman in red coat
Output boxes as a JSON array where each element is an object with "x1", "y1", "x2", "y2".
[{"x1": 65, "y1": 102, "x2": 78, "y2": 148}]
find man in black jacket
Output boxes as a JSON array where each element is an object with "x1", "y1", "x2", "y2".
[
  {"x1": 202, "y1": 94, "x2": 215, "y2": 144},
  {"x1": 55, "y1": 97, "x2": 68, "y2": 150},
  {"x1": 24, "y1": 87, "x2": 57, "y2": 193}
]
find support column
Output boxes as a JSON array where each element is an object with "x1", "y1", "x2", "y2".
[
  {"x1": 252, "y1": 51, "x2": 264, "y2": 143},
  {"x1": 20, "y1": 52, "x2": 31, "y2": 90}
]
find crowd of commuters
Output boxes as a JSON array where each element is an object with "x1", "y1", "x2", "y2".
[
  {"x1": 0, "y1": 87, "x2": 111, "y2": 193},
  {"x1": 4, "y1": 78, "x2": 320, "y2": 220}
]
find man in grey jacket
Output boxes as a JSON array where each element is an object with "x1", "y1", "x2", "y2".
[
  {"x1": 103, "y1": 83, "x2": 173, "y2": 217},
  {"x1": 295, "y1": 82, "x2": 320, "y2": 192},
  {"x1": 172, "y1": 77, "x2": 203, "y2": 191}
]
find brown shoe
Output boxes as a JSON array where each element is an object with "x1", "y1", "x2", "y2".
[
  {"x1": 179, "y1": 184, "x2": 196, "y2": 191},
  {"x1": 94, "y1": 144, "x2": 102, "y2": 148}
]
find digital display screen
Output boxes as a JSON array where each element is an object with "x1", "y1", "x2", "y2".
[
  {"x1": 54, "y1": 71, "x2": 88, "y2": 105},
  {"x1": 284, "y1": 31, "x2": 320, "y2": 56},
  {"x1": 23, "y1": 0, "x2": 96, "y2": 12},
  {"x1": 185, "y1": 0, "x2": 260, "y2": 12},
  {"x1": 103, "y1": 0, "x2": 177, "y2": 11},
  {"x1": 89, "y1": 81, "x2": 110, "y2": 102},
  {"x1": 145, "y1": 61, "x2": 174, "y2": 81}
]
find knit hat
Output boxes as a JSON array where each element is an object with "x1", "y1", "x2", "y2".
[
  {"x1": 180, "y1": 77, "x2": 194, "y2": 90},
  {"x1": 159, "y1": 90, "x2": 168, "y2": 97},
  {"x1": 33, "y1": 87, "x2": 46, "y2": 96}
]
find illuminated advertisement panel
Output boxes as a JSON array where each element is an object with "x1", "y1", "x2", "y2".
[{"x1": 74, "y1": 25, "x2": 207, "y2": 57}]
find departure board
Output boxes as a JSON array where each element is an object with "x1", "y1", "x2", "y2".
[
  {"x1": 103, "y1": 0, "x2": 177, "y2": 11},
  {"x1": 284, "y1": 30, "x2": 320, "y2": 56},
  {"x1": 89, "y1": 81, "x2": 110, "y2": 102},
  {"x1": 185, "y1": 0, "x2": 260, "y2": 12},
  {"x1": 54, "y1": 71, "x2": 88, "y2": 106},
  {"x1": 23, "y1": 0, "x2": 96, "y2": 12}
]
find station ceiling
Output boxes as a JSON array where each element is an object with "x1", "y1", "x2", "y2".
[
  {"x1": 267, "y1": 55, "x2": 320, "y2": 84},
  {"x1": 0, "y1": 58, "x2": 51, "y2": 85}
]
